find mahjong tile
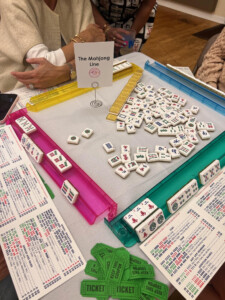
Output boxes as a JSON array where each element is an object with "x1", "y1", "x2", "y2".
[
  {"x1": 82, "y1": 128, "x2": 94, "y2": 138},
  {"x1": 121, "y1": 153, "x2": 131, "y2": 164},
  {"x1": 205, "y1": 122, "x2": 215, "y2": 132},
  {"x1": 198, "y1": 130, "x2": 210, "y2": 140},
  {"x1": 125, "y1": 160, "x2": 138, "y2": 171},
  {"x1": 132, "y1": 205, "x2": 149, "y2": 223},
  {"x1": 134, "y1": 153, "x2": 146, "y2": 163},
  {"x1": 21, "y1": 133, "x2": 29, "y2": 146},
  {"x1": 178, "y1": 98, "x2": 187, "y2": 106},
  {"x1": 147, "y1": 153, "x2": 159, "y2": 162},
  {"x1": 126, "y1": 124, "x2": 136, "y2": 134},
  {"x1": 196, "y1": 122, "x2": 206, "y2": 131},
  {"x1": 134, "y1": 86, "x2": 144, "y2": 93},
  {"x1": 140, "y1": 198, "x2": 157, "y2": 215},
  {"x1": 144, "y1": 115, "x2": 153, "y2": 124},
  {"x1": 103, "y1": 142, "x2": 115, "y2": 153},
  {"x1": 116, "y1": 121, "x2": 125, "y2": 131},
  {"x1": 191, "y1": 105, "x2": 199, "y2": 114},
  {"x1": 188, "y1": 135, "x2": 199, "y2": 144},
  {"x1": 145, "y1": 84, "x2": 154, "y2": 91},
  {"x1": 168, "y1": 148, "x2": 181, "y2": 158},
  {"x1": 108, "y1": 155, "x2": 122, "y2": 167},
  {"x1": 167, "y1": 195, "x2": 180, "y2": 214},
  {"x1": 55, "y1": 160, "x2": 72, "y2": 173},
  {"x1": 170, "y1": 117, "x2": 180, "y2": 126},
  {"x1": 117, "y1": 113, "x2": 127, "y2": 121},
  {"x1": 137, "y1": 92, "x2": 147, "y2": 99},
  {"x1": 136, "y1": 163, "x2": 150, "y2": 176},
  {"x1": 137, "y1": 82, "x2": 146, "y2": 89},
  {"x1": 171, "y1": 94, "x2": 180, "y2": 102},
  {"x1": 61, "y1": 180, "x2": 78, "y2": 204},
  {"x1": 185, "y1": 122, "x2": 196, "y2": 130},
  {"x1": 137, "y1": 147, "x2": 148, "y2": 154},
  {"x1": 115, "y1": 165, "x2": 130, "y2": 179},
  {"x1": 67, "y1": 135, "x2": 80, "y2": 145},
  {"x1": 176, "y1": 133, "x2": 188, "y2": 141},
  {"x1": 158, "y1": 153, "x2": 171, "y2": 162},
  {"x1": 133, "y1": 118, "x2": 143, "y2": 128},
  {"x1": 178, "y1": 142, "x2": 195, "y2": 157},
  {"x1": 144, "y1": 124, "x2": 157, "y2": 134},
  {"x1": 155, "y1": 145, "x2": 167, "y2": 154},
  {"x1": 47, "y1": 149, "x2": 61, "y2": 160},
  {"x1": 169, "y1": 137, "x2": 182, "y2": 147},
  {"x1": 177, "y1": 114, "x2": 188, "y2": 124},
  {"x1": 123, "y1": 211, "x2": 139, "y2": 229},
  {"x1": 121, "y1": 144, "x2": 130, "y2": 153},
  {"x1": 183, "y1": 109, "x2": 193, "y2": 117}
]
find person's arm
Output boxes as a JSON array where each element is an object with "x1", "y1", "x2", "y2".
[
  {"x1": 196, "y1": 28, "x2": 225, "y2": 88},
  {"x1": 11, "y1": 24, "x2": 105, "y2": 89},
  {"x1": 131, "y1": 0, "x2": 156, "y2": 34}
]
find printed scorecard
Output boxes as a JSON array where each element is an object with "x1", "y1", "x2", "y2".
[
  {"x1": 0, "y1": 125, "x2": 85, "y2": 300},
  {"x1": 140, "y1": 168, "x2": 225, "y2": 300}
]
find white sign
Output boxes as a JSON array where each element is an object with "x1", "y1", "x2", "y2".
[{"x1": 74, "y1": 42, "x2": 114, "y2": 88}]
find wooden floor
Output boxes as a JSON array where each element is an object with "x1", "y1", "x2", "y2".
[{"x1": 141, "y1": 5, "x2": 219, "y2": 71}]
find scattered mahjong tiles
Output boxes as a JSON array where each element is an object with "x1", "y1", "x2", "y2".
[{"x1": 81, "y1": 243, "x2": 169, "y2": 300}]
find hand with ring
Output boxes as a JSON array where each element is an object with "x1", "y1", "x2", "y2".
[{"x1": 105, "y1": 27, "x2": 129, "y2": 48}]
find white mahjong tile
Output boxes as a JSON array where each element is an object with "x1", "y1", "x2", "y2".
[
  {"x1": 108, "y1": 155, "x2": 122, "y2": 167},
  {"x1": 144, "y1": 124, "x2": 157, "y2": 134},
  {"x1": 158, "y1": 128, "x2": 174, "y2": 136},
  {"x1": 127, "y1": 96, "x2": 136, "y2": 105},
  {"x1": 33, "y1": 146, "x2": 44, "y2": 164},
  {"x1": 117, "y1": 113, "x2": 128, "y2": 122},
  {"x1": 145, "y1": 97, "x2": 155, "y2": 105},
  {"x1": 176, "y1": 133, "x2": 188, "y2": 141},
  {"x1": 134, "y1": 153, "x2": 146, "y2": 163},
  {"x1": 21, "y1": 133, "x2": 29, "y2": 146},
  {"x1": 140, "y1": 198, "x2": 157, "y2": 215},
  {"x1": 177, "y1": 114, "x2": 188, "y2": 124},
  {"x1": 123, "y1": 211, "x2": 139, "y2": 229},
  {"x1": 147, "y1": 153, "x2": 159, "y2": 162},
  {"x1": 122, "y1": 104, "x2": 132, "y2": 112},
  {"x1": 185, "y1": 122, "x2": 196, "y2": 130},
  {"x1": 134, "y1": 86, "x2": 144, "y2": 93},
  {"x1": 47, "y1": 149, "x2": 60, "y2": 161},
  {"x1": 115, "y1": 165, "x2": 130, "y2": 179},
  {"x1": 191, "y1": 105, "x2": 199, "y2": 114},
  {"x1": 196, "y1": 121, "x2": 206, "y2": 131},
  {"x1": 67, "y1": 135, "x2": 80, "y2": 145},
  {"x1": 55, "y1": 160, "x2": 72, "y2": 173},
  {"x1": 170, "y1": 117, "x2": 180, "y2": 126},
  {"x1": 136, "y1": 163, "x2": 150, "y2": 176},
  {"x1": 167, "y1": 195, "x2": 180, "y2": 214},
  {"x1": 198, "y1": 129, "x2": 210, "y2": 140},
  {"x1": 116, "y1": 121, "x2": 125, "y2": 131},
  {"x1": 155, "y1": 145, "x2": 167, "y2": 154},
  {"x1": 126, "y1": 124, "x2": 136, "y2": 134},
  {"x1": 161, "y1": 118, "x2": 171, "y2": 127},
  {"x1": 125, "y1": 117, "x2": 135, "y2": 125},
  {"x1": 128, "y1": 111, "x2": 137, "y2": 118},
  {"x1": 158, "y1": 153, "x2": 172, "y2": 162},
  {"x1": 178, "y1": 98, "x2": 187, "y2": 106},
  {"x1": 132, "y1": 205, "x2": 149, "y2": 223},
  {"x1": 188, "y1": 135, "x2": 199, "y2": 144},
  {"x1": 144, "y1": 115, "x2": 153, "y2": 124},
  {"x1": 143, "y1": 108, "x2": 151, "y2": 115},
  {"x1": 171, "y1": 94, "x2": 180, "y2": 102},
  {"x1": 184, "y1": 128, "x2": 196, "y2": 135},
  {"x1": 152, "y1": 111, "x2": 161, "y2": 118},
  {"x1": 125, "y1": 160, "x2": 138, "y2": 171},
  {"x1": 199, "y1": 160, "x2": 221, "y2": 185},
  {"x1": 189, "y1": 179, "x2": 199, "y2": 194},
  {"x1": 121, "y1": 144, "x2": 130, "y2": 153},
  {"x1": 137, "y1": 82, "x2": 146, "y2": 89},
  {"x1": 205, "y1": 122, "x2": 215, "y2": 132},
  {"x1": 82, "y1": 128, "x2": 94, "y2": 138},
  {"x1": 157, "y1": 87, "x2": 167, "y2": 93},
  {"x1": 179, "y1": 141, "x2": 195, "y2": 156},
  {"x1": 168, "y1": 147, "x2": 181, "y2": 158},
  {"x1": 171, "y1": 103, "x2": 181, "y2": 109},
  {"x1": 103, "y1": 142, "x2": 115, "y2": 153},
  {"x1": 175, "y1": 125, "x2": 184, "y2": 133},
  {"x1": 51, "y1": 154, "x2": 66, "y2": 165},
  {"x1": 136, "y1": 112, "x2": 144, "y2": 119},
  {"x1": 146, "y1": 90, "x2": 156, "y2": 98},
  {"x1": 133, "y1": 118, "x2": 143, "y2": 128},
  {"x1": 15, "y1": 116, "x2": 28, "y2": 125},
  {"x1": 23, "y1": 124, "x2": 37, "y2": 134},
  {"x1": 24, "y1": 139, "x2": 32, "y2": 152},
  {"x1": 137, "y1": 92, "x2": 147, "y2": 99},
  {"x1": 137, "y1": 146, "x2": 148, "y2": 154},
  {"x1": 183, "y1": 109, "x2": 193, "y2": 117},
  {"x1": 121, "y1": 153, "x2": 131, "y2": 164},
  {"x1": 145, "y1": 84, "x2": 154, "y2": 91},
  {"x1": 61, "y1": 180, "x2": 79, "y2": 204},
  {"x1": 169, "y1": 137, "x2": 182, "y2": 147},
  {"x1": 153, "y1": 120, "x2": 164, "y2": 128}
]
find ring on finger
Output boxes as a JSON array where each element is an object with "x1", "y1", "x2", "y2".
[{"x1": 113, "y1": 36, "x2": 116, "y2": 41}]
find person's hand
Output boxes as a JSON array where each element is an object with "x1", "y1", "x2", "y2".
[
  {"x1": 105, "y1": 27, "x2": 131, "y2": 48},
  {"x1": 80, "y1": 24, "x2": 105, "y2": 42},
  {"x1": 11, "y1": 58, "x2": 70, "y2": 89}
]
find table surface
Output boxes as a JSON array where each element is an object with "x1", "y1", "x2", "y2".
[{"x1": 15, "y1": 52, "x2": 225, "y2": 300}]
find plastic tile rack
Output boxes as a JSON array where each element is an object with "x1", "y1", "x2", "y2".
[{"x1": 7, "y1": 109, "x2": 117, "y2": 225}]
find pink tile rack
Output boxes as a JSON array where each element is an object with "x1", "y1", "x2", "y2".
[{"x1": 7, "y1": 108, "x2": 117, "y2": 224}]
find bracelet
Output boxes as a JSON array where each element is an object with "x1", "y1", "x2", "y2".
[{"x1": 71, "y1": 34, "x2": 86, "y2": 43}]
